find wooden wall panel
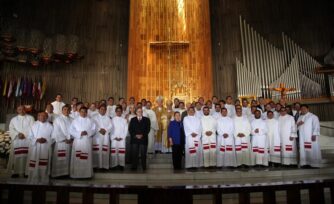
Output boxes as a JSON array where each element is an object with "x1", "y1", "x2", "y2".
[
  {"x1": 0, "y1": 0, "x2": 130, "y2": 121},
  {"x1": 210, "y1": 0, "x2": 334, "y2": 99},
  {"x1": 127, "y1": 0, "x2": 213, "y2": 103}
]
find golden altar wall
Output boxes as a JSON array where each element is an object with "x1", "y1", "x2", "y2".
[{"x1": 127, "y1": 0, "x2": 213, "y2": 103}]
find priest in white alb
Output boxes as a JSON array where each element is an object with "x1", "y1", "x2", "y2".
[
  {"x1": 233, "y1": 108, "x2": 252, "y2": 166},
  {"x1": 51, "y1": 94, "x2": 66, "y2": 115},
  {"x1": 250, "y1": 110, "x2": 269, "y2": 166},
  {"x1": 145, "y1": 101, "x2": 159, "y2": 154},
  {"x1": 27, "y1": 112, "x2": 53, "y2": 183},
  {"x1": 107, "y1": 97, "x2": 116, "y2": 118},
  {"x1": 297, "y1": 105, "x2": 322, "y2": 168},
  {"x1": 51, "y1": 105, "x2": 73, "y2": 177},
  {"x1": 266, "y1": 111, "x2": 281, "y2": 165},
  {"x1": 201, "y1": 106, "x2": 217, "y2": 167},
  {"x1": 225, "y1": 96, "x2": 236, "y2": 118},
  {"x1": 278, "y1": 107, "x2": 298, "y2": 166},
  {"x1": 70, "y1": 107, "x2": 96, "y2": 178},
  {"x1": 110, "y1": 106, "x2": 128, "y2": 169},
  {"x1": 7, "y1": 105, "x2": 35, "y2": 178},
  {"x1": 217, "y1": 108, "x2": 236, "y2": 167},
  {"x1": 92, "y1": 104, "x2": 112, "y2": 169},
  {"x1": 183, "y1": 107, "x2": 203, "y2": 169}
]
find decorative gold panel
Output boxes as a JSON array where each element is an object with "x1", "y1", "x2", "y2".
[{"x1": 127, "y1": 0, "x2": 213, "y2": 103}]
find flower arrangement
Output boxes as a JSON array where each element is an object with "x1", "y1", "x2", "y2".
[{"x1": 0, "y1": 130, "x2": 11, "y2": 159}]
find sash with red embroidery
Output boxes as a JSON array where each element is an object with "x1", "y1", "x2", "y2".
[
  {"x1": 111, "y1": 148, "x2": 125, "y2": 154},
  {"x1": 92, "y1": 144, "x2": 99, "y2": 151},
  {"x1": 189, "y1": 147, "x2": 196, "y2": 154},
  {"x1": 75, "y1": 150, "x2": 88, "y2": 160},
  {"x1": 14, "y1": 147, "x2": 29, "y2": 156},
  {"x1": 285, "y1": 145, "x2": 293, "y2": 152},
  {"x1": 57, "y1": 150, "x2": 66, "y2": 160},
  {"x1": 102, "y1": 145, "x2": 109, "y2": 153},
  {"x1": 203, "y1": 143, "x2": 210, "y2": 150},
  {"x1": 118, "y1": 148, "x2": 125, "y2": 154},
  {"x1": 220, "y1": 145, "x2": 225, "y2": 152},
  {"x1": 304, "y1": 142, "x2": 312, "y2": 150},
  {"x1": 241, "y1": 143, "x2": 248, "y2": 149},
  {"x1": 235, "y1": 145, "x2": 242, "y2": 152},
  {"x1": 210, "y1": 143, "x2": 216, "y2": 149},
  {"x1": 258, "y1": 147, "x2": 265, "y2": 154},
  {"x1": 29, "y1": 159, "x2": 48, "y2": 168},
  {"x1": 274, "y1": 146, "x2": 281, "y2": 152},
  {"x1": 194, "y1": 140, "x2": 199, "y2": 147},
  {"x1": 252, "y1": 146, "x2": 258, "y2": 153},
  {"x1": 226, "y1": 145, "x2": 233, "y2": 151}
]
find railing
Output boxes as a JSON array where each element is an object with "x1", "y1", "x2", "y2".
[{"x1": 0, "y1": 179, "x2": 333, "y2": 204}]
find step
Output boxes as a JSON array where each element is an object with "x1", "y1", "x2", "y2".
[{"x1": 148, "y1": 163, "x2": 173, "y2": 169}]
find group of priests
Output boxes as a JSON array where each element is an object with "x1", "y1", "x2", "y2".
[{"x1": 7, "y1": 94, "x2": 322, "y2": 183}]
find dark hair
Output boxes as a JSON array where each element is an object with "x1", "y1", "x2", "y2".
[
  {"x1": 300, "y1": 104, "x2": 309, "y2": 109},
  {"x1": 79, "y1": 106, "x2": 88, "y2": 111},
  {"x1": 219, "y1": 100, "x2": 226, "y2": 104},
  {"x1": 108, "y1": 97, "x2": 114, "y2": 101},
  {"x1": 115, "y1": 106, "x2": 122, "y2": 112},
  {"x1": 76, "y1": 102, "x2": 83, "y2": 106},
  {"x1": 226, "y1": 96, "x2": 232, "y2": 100},
  {"x1": 221, "y1": 107, "x2": 227, "y2": 111},
  {"x1": 294, "y1": 102, "x2": 301, "y2": 106},
  {"x1": 174, "y1": 111, "x2": 180, "y2": 116},
  {"x1": 72, "y1": 97, "x2": 78, "y2": 101},
  {"x1": 135, "y1": 107, "x2": 142, "y2": 113},
  {"x1": 62, "y1": 104, "x2": 71, "y2": 110},
  {"x1": 56, "y1": 93, "x2": 62, "y2": 97},
  {"x1": 267, "y1": 111, "x2": 273, "y2": 115},
  {"x1": 188, "y1": 106, "x2": 195, "y2": 111},
  {"x1": 99, "y1": 104, "x2": 107, "y2": 109},
  {"x1": 203, "y1": 106, "x2": 210, "y2": 111}
]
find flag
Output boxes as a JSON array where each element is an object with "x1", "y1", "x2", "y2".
[
  {"x1": 40, "y1": 79, "x2": 47, "y2": 100},
  {"x1": 2, "y1": 78, "x2": 7, "y2": 96},
  {"x1": 7, "y1": 79, "x2": 13, "y2": 98},
  {"x1": 15, "y1": 78, "x2": 21, "y2": 97},
  {"x1": 27, "y1": 79, "x2": 33, "y2": 97},
  {"x1": 22, "y1": 78, "x2": 28, "y2": 97},
  {"x1": 37, "y1": 79, "x2": 42, "y2": 98},
  {"x1": 19, "y1": 77, "x2": 24, "y2": 96},
  {"x1": 32, "y1": 79, "x2": 37, "y2": 97}
]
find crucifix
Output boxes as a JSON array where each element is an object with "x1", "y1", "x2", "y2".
[
  {"x1": 149, "y1": 27, "x2": 190, "y2": 100},
  {"x1": 270, "y1": 83, "x2": 296, "y2": 99}
]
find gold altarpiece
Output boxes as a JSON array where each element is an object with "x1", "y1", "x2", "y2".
[{"x1": 127, "y1": 0, "x2": 213, "y2": 103}]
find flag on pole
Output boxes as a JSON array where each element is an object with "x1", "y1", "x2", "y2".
[
  {"x1": 2, "y1": 78, "x2": 8, "y2": 96},
  {"x1": 15, "y1": 78, "x2": 21, "y2": 97},
  {"x1": 7, "y1": 79, "x2": 13, "y2": 98},
  {"x1": 40, "y1": 78, "x2": 46, "y2": 100}
]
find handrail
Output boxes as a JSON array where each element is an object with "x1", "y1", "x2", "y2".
[{"x1": 0, "y1": 179, "x2": 333, "y2": 204}]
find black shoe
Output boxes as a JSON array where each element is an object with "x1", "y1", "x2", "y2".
[
  {"x1": 11, "y1": 174, "x2": 19, "y2": 178},
  {"x1": 131, "y1": 167, "x2": 137, "y2": 171}
]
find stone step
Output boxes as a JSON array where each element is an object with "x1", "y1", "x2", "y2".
[
  {"x1": 148, "y1": 158, "x2": 173, "y2": 164},
  {"x1": 148, "y1": 163, "x2": 174, "y2": 169},
  {"x1": 89, "y1": 166, "x2": 334, "y2": 183}
]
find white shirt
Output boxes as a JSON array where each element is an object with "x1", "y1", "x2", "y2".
[{"x1": 51, "y1": 101, "x2": 66, "y2": 115}]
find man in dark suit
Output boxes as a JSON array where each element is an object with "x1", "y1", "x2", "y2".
[{"x1": 128, "y1": 107, "x2": 151, "y2": 171}]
